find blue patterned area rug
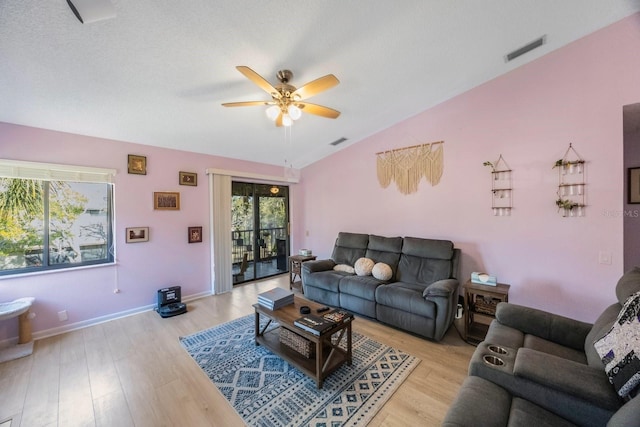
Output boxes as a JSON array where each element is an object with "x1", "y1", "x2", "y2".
[{"x1": 179, "y1": 314, "x2": 420, "y2": 426}]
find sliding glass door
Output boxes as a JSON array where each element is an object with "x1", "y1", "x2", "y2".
[{"x1": 231, "y1": 182, "x2": 289, "y2": 284}]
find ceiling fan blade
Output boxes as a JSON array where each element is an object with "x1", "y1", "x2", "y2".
[
  {"x1": 222, "y1": 101, "x2": 272, "y2": 107},
  {"x1": 236, "y1": 66, "x2": 281, "y2": 99},
  {"x1": 291, "y1": 74, "x2": 339, "y2": 100},
  {"x1": 298, "y1": 103, "x2": 341, "y2": 119}
]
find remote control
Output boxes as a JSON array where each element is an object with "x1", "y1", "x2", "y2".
[{"x1": 317, "y1": 306, "x2": 330, "y2": 313}]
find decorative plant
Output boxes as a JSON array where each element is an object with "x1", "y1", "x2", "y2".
[
  {"x1": 556, "y1": 198, "x2": 580, "y2": 210},
  {"x1": 553, "y1": 159, "x2": 585, "y2": 168},
  {"x1": 483, "y1": 161, "x2": 495, "y2": 171},
  {"x1": 484, "y1": 161, "x2": 499, "y2": 180}
]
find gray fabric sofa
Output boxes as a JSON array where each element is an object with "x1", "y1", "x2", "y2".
[
  {"x1": 443, "y1": 268, "x2": 640, "y2": 426},
  {"x1": 443, "y1": 376, "x2": 640, "y2": 427},
  {"x1": 301, "y1": 232, "x2": 460, "y2": 341}
]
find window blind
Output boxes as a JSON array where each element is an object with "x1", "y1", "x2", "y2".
[{"x1": 0, "y1": 159, "x2": 116, "y2": 183}]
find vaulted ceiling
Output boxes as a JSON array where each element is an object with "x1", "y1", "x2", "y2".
[{"x1": 1, "y1": 1, "x2": 639, "y2": 168}]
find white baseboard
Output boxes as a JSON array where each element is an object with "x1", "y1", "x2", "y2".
[{"x1": 0, "y1": 290, "x2": 212, "y2": 346}]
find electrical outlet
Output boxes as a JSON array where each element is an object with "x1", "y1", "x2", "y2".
[
  {"x1": 599, "y1": 251, "x2": 612, "y2": 265},
  {"x1": 58, "y1": 310, "x2": 68, "y2": 322}
]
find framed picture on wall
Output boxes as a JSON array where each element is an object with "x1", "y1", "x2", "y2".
[
  {"x1": 128, "y1": 154, "x2": 147, "y2": 175},
  {"x1": 126, "y1": 227, "x2": 149, "y2": 243},
  {"x1": 629, "y1": 167, "x2": 640, "y2": 204},
  {"x1": 154, "y1": 192, "x2": 180, "y2": 210},
  {"x1": 179, "y1": 171, "x2": 197, "y2": 186},
  {"x1": 188, "y1": 226, "x2": 203, "y2": 243}
]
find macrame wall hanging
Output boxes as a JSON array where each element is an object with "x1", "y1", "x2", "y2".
[{"x1": 376, "y1": 141, "x2": 444, "y2": 194}]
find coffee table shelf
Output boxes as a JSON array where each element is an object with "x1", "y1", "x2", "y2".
[{"x1": 254, "y1": 297, "x2": 352, "y2": 389}]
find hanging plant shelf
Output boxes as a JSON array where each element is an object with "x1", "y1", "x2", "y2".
[
  {"x1": 555, "y1": 143, "x2": 586, "y2": 217},
  {"x1": 484, "y1": 155, "x2": 512, "y2": 216}
]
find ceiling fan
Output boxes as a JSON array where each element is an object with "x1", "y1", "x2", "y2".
[{"x1": 222, "y1": 66, "x2": 340, "y2": 127}]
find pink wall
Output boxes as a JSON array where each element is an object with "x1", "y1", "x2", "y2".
[
  {"x1": 293, "y1": 14, "x2": 640, "y2": 323},
  {"x1": 0, "y1": 123, "x2": 287, "y2": 341}
]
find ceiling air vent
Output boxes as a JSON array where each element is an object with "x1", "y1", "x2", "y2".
[
  {"x1": 505, "y1": 36, "x2": 546, "y2": 62},
  {"x1": 330, "y1": 137, "x2": 348, "y2": 146}
]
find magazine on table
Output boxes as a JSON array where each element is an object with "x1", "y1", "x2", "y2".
[
  {"x1": 294, "y1": 314, "x2": 335, "y2": 336},
  {"x1": 322, "y1": 309, "x2": 353, "y2": 324}
]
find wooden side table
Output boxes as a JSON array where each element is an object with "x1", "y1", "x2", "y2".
[
  {"x1": 289, "y1": 255, "x2": 317, "y2": 289},
  {"x1": 463, "y1": 280, "x2": 510, "y2": 344}
]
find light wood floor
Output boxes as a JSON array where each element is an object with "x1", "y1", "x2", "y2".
[{"x1": 0, "y1": 275, "x2": 475, "y2": 427}]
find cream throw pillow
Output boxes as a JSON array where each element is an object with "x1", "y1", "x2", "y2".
[
  {"x1": 372, "y1": 262, "x2": 392, "y2": 281},
  {"x1": 333, "y1": 264, "x2": 355, "y2": 274},
  {"x1": 354, "y1": 257, "x2": 375, "y2": 276}
]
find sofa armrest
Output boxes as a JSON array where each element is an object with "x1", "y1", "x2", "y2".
[
  {"x1": 301, "y1": 259, "x2": 336, "y2": 275},
  {"x1": 423, "y1": 279, "x2": 459, "y2": 341},
  {"x1": 608, "y1": 394, "x2": 640, "y2": 427},
  {"x1": 495, "y1": 302, "x2": 592, "y2": 351},
  {"x1": 514, "y1": 348, "x2": 621, "y2": 410},
  {"x1": 423, "y1": 278, "x2": 458, "y2": 298}
]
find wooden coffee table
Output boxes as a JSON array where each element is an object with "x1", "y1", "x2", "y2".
[{"x1": 253, "y1": 296, "x2": 352, "y2": 388}]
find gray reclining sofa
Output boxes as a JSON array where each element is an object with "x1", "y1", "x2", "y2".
[
  {"x1": 301, "y1": 232, "x2": 460, "y2": 341},
  {"x1": 443, "y1": 268, "x2": 640, "y2": 426}
]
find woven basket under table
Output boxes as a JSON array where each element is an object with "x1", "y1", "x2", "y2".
[{"x1": 279, "y1": 328, "x2": 315, "y2": 358}]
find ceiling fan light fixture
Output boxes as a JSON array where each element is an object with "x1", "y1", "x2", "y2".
[
  {"x1": 288, "y1": 105, "x2": 302, "y2": 120},
  {"x1": 266, "y1": 105, "x2": 280, "y2": 121},
  {"x1": 222, "y1": 66, "x2": 340, "y2": 127}
]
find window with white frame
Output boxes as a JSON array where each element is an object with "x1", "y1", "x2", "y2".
[{"x1": 0, "y1": 160, "x2": 115, "y2": 275}]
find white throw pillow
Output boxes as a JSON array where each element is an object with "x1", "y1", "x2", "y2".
[
  {"x1": 372, "y1": 262, "x2": 392, "y2": 281},
  {"x1": 333, "y1": 264, "x2": 355, "y2": 274},
  {"x1": 354, "y1": 257, "x2": 375, "y2": 276}
]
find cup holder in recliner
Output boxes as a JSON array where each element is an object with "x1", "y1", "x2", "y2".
[
  {"x1": 487, "y1": 345, "x2": 508, "y2": 355},
  {"x1": 482, "y1": 354, "x2": 505, "y2": 367}
]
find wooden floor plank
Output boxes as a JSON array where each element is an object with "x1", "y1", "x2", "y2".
[
  {"x1": 20, "y1": 336, "x2": 61, "y2": 427},
  {"x1": 84, "y1": 336, "x2": 122, "y2": 401},
  {"x1": 58, "y1": 361, "x2": 95, "y2": 427},
  {"x1": 0, "y1": 275, "x2": 474, "y2": 426},
  {"x1": 93, "y1": 389, "x2": 134, "y2": 427},
  {"x1": 58, "y1": 329, "x2": 87, "y2": 365},
  {"x1": 0, "y1": 355, "x2": 32, "y2": 421}
]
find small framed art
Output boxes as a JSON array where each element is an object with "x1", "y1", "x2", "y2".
[
  {"x1": 179, "y1": 171, "x2": 197, "y2": 186},
  {"x1": 629, "y1": 167, "x2": 640, "y2": 204},
  {"x1": 126, "y1": 227, "x2": 149, "y2": 243},
  {"x1": 154, "y1": 192, "x2": 180, "y2": 210},
  {"x1": 128, "y1": 154, "x2": 147, "y2": 175},
  {"x1": 188, "y1": 226, "x2": 203, "y2": 243}
]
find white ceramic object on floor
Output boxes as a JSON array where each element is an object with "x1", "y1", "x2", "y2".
[
  {"x1": 0, "y1": 297, "x2": 36, "y2": 363},
  {"x1": 0, "y1": 297, "x2": 35, "y2": 321}
]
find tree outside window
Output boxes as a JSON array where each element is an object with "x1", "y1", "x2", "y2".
[{"x1": 0, "y1": 178, "x2": 114, "y2": 274}]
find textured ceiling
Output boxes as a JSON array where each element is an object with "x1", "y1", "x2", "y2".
[{"x1": 1, "y1": 1, "x2": 639, "y2": 169}]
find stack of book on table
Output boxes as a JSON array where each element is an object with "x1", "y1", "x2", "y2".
[
  {"x1": 294, "y1": 309, "x2": 353, "y2": 336},
  {"x1": 257, "y1": 287, "x2": 294, "y2": 310}
]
